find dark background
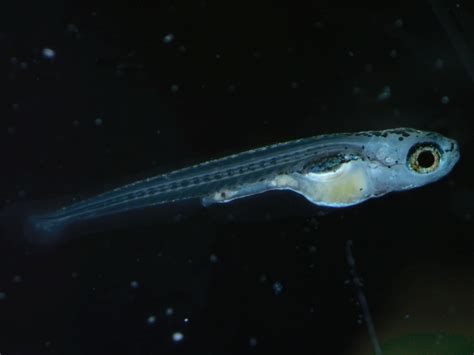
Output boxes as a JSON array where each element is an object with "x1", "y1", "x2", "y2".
[{"x1": 0, "y1": 1, "x2": 472, "y2": 354}]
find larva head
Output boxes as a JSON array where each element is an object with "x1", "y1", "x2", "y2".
[{"x1": 362, "y1": 128, "x2": 460, "y2": 195}]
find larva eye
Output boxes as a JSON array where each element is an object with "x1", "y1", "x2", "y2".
[{"x1": 407, "y1": 143, "x2": 441, "y2": 174}]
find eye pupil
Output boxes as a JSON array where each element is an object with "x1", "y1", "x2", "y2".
[{"x1": 417, "y1": 150, "x2": 435, "y2": 168}]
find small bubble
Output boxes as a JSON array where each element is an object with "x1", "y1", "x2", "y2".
[
  {"x1": 42, "y1": 47, "x2": 56, "y2": 60},
  {"x1": 94, "y1": 117, "x2": 103, "y2": 126},
  {"x1": 130, "y1": 280, "x2": 139, "y2": 289},
  {"x1": 249, "y1": 337, "x2": 258, "y2": 347},
  {"x1": 172, "y1": 331, "x2": 184, "y2": 342},
  {"x1": 163, "y1": 33, "x2": 175, "y2": 44},
  {"x1": 441, "y1": 96, "x2": 450, "y2": 104},
  {"x1": 147, "y1": 315, "x2": 157, "y2": 325},
  {"x1": 272, "y1": 281, "x2": 283, "y2": 295}
]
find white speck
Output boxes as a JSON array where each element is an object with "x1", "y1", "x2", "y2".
[
  {"x1": 165, "y1": 307, "x2": 174, "y2": 316},
  {"x1": 210, "y1": 254, "x2": 218, "y2": 263},
  {"x1": 404, "y1": 313, "x2": 411, "y2": 319},
  {"x1": 170, "y1": 84, "x2": 179, "y2": 93},
  {"x1": 216, "y1": 53, "x2": 221, "y2": 59},
  {"x1": 377, "y1": 86, "x2": 391, "y2": 101},
  {"x1": 147, "y1": 315, "x2": 157, "y2": 325},
  {"x1": 163, "y1": 33, "x2": 175, "y2": 44},
  {"x1": 348, "y1": 51, "x2": 354, "y2": 57},
  {"x1": 0, "y1": 292, "x2": 7, "y2": 300},
  {"x1": 42, "y1": 47, "x2": 56, "y2": 60},
  {"x1": 249, "y1": 337, "x2": 258, "y2": 347},
  {"x1": 394, "y1": 18, "x2": 404, "y2": 28},
  {"x1": 290, "y1": 81, "x2": 299, "y2": 89},
  {"x1": 441, "y1": 96, "x2": 450, "y2": 104},
  {"x1": 71, "y1": 272, "x2": 79, "y2": 279},
  {"x1": 183, "y1": 318, "x2": 189, "y2": 323},
  {"x1": 130, "y1": 280, "x2": 139, "y2": 289},
  {"x1": 12, "y1": 275, "x2": 22, "y2": 283},
  {"x1": 272, "y1": 281, "x2": 283, "y2": 295},
  {"x1": 94, "y1": 117, "x2": 103, "y2": 126},
  {"x1": 389, "y1": 49, "x2": 397, "y2": 58},
  {"x1": 172, "y1": 331, "x2": 184, "y2": 342}
]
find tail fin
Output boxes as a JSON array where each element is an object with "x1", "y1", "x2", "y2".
[{"x1": 0, "y1": 200, "x2": 73, "y2": 251}]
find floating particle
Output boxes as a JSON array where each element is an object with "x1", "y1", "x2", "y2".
[
  {"x1": 394, "y1": 18, "x2": 404, "y2": 28},
  {"x1": 249, "y1": 337, "x2": 258, "y2": 347},
  {"x1": 130, "y1": 280, "x2": 139, "y2": 289},
  {"x1": 172, "y1": 331, "x2": 184, "y2": 342},
  {"x1": 348, "y1": 51, "x2": 354, "y2": 57},
  {"x1": 183, "y1": 318, "x2": 189, "y2": 323},
  {"x1": 377, "y1": 86, "x2": 391, "y2": 101},
  {"x1": 163, "y1": 33, "x2": 175, "y2": 44},
  {"x1": 20, "y1": 62, "x2": 28, "y2": 70},
  {"x1": 404, "y1": 313, "x2": 411, "y2": 319},
  {"x1": 66, "y1": 23, "x2": 79, "y2": 33},
  {"x1": 290, "y1": 81, "x2": 299, "y2": 89},
  {"x1": 272, "y1": 281, "x2": 283, "y2": 295},
  {"x1": 209, "y1": 254, "x2": 218, "y2": 263},
  {"x1": 389, "y1": 49, "x2": 397, "y2": 58},
  {"x1": 72, "y1": 120, "x2": 80, "y2": 128},
  {"x1": 7, "y1": 126, "x2": 16, "y2": 135},
  {"x1": 94, "y1": 117, "x2": 103, "y2": 126},
  {"x1": 71, "y1": 272, "x2": 79, "y2": 279},
  {"x1": 314, "y1": 21, "x2": 324, "y2": 29},
  {"x1": 434, "y1": 58, "x2": 444, "y2": 70},
  {"x1": 147, "y1": 315, "x2": 157, "y2": 325},
  {"x1": 12, "y1": 275, "x2": 22, "y2": 283},
  {"x1": 352, "y1": 86, "x2": 361, "y2": 95},
  {"x1": 42, "y1": 48, "x2": 56, "y2": 60},
  {"x1": 165, "y1": 307, "x2": 174, "y2": 316},
  {"x1": 170, "y1": 84, "x2": 179, "y2": 93},
  {"x1": 441, "y1": 96, "x2": 450, "y2": 104},
  {"x1": 10, "y1": 57, "x2": 18, "y2": 65},
  {"x1": 0, "y1": 292, "x2": 6, "y2": 300}
]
